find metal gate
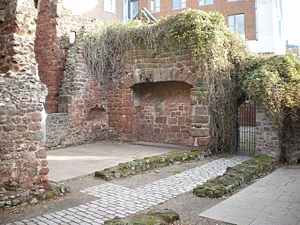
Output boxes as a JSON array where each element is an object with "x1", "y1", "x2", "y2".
[{"x1": 237, "y1": 101, "x2": 256, "y2": 156}]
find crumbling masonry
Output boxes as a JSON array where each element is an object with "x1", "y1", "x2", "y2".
[{"x1": 0, "y1": 0, "x2": 299, "y2": 208}]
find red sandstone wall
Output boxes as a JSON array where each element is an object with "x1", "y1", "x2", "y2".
[
  {"x1": 35, "y1": 0, "x2": 94, "y2": 113},
  {"x1": 35, "y1": 0, "x2": 62, "y2": 113},
  {"x1": 0, "y1": 0, "x2": 38, "y2": 75},
  {"x1": 107, "y1": 48, "x2": 208, "y2": 147},
  {"x1": 45, "y1": 43, "x2": 108, "y2": 149},
  {"x1": 0, "y1": 0, "x2": 49, "y2": 207},
  {"x1": 133, "y1": 81, "x2": 193, "y2": 146}
]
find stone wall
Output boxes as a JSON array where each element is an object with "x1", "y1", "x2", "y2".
[
  {"x1": 35, "y1": 0, "x2": 94, "y2": 113},
  {"x1": 255, "y1": 105, "x2": 280, "y2": 157},
  {"x1": 0, "y1": 74, "x2": 48, "y2": 207},
  {"x1": 0, "y1": 0, "x2": 50, "y2": 207},
  {"x1": 35, "y1": 0, "x2": 62, "y2": 113},
  {"x1": 44, "y1": 43, "x2": 108, "y2": 149},
  {"x1": 282, "y1": 111, "x2": 300, "y2": 162},
  {"x1": 133, "y1": 81, "x2": 193, "y2": 146},
  {"x1": 0, "y1": 0, "x2": 38, "y2": 75},
  {"x1": 46, "y1": 113, "x2": 69, "y2": 149},
  {"x1": 190, "y1": 88, "x2": 210, "y2": 150},
  {"x1": 106, "y1": 48, "x2": 210, "y2": 147}
]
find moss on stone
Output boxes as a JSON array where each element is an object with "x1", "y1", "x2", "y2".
[
  {"x1": 95, "y1": 150, "x2": 201, "y2": 181},
  {"x1": 193, "y1": 154, "x2": 277, "y2": 198},
  {"x1": 104, "y1": 209, "x2": 179, "y2": 225}
]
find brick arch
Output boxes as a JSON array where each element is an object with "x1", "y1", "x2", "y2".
[{"x1": 121, "y1": 67, "x2": 201, "y2": 89}]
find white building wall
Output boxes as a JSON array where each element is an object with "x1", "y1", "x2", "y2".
[{"x1": 247, "y1": 0, "x2": 285, "y2": 54}]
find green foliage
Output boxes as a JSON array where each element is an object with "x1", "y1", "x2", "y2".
[
  {"x1": 241, "y1": 55, "x2": 300, "y2": 127},
  {"x1": 80, "y1": 9, "x2": 248, "y2": 154},
  {"x1": 81, "y1": 9, "x2": 247, "y2": 80}
]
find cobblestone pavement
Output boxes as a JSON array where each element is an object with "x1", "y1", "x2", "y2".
[{"x1": 7, "y1": 156, "x2": 249, "y2": 225}]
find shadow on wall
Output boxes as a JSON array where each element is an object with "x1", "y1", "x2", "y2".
[{"x1": 132, "y1": 81, "x2": 193, "y2": 146}]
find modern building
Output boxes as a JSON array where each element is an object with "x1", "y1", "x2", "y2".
[
  {"x1": 63, "y1": 0, "x2": 284, "y2": 54},
  {"x1": 125, "y1": 0, "x2": 285, "y2": 54}
]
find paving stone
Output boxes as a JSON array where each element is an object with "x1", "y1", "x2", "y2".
[
  {"x1": 200, "y1": 167, "x2": 300, "y2": 225},
  {"x1": 7, "y1": 157, "x2": 248, "y2": 225}
]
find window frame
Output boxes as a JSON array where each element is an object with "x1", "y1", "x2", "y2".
[
  {"x1": 199, "y1": 0, "x2": 214, "y2": 6},
  {"x1": 104, "y1": 0, "x2": 116, "y2": 13},
  {"x1": 227, "y1": 13, "x2": 245, "y2": 37},
  {"x1": 129, "y1": 0, "x2": 139, "y2": 19},
  {"x1": 149, "y1": 0, "x2": 160, "y2": 13},
  {"x1": 172, "y1": 0, "x2": 186, "y2": 10}
]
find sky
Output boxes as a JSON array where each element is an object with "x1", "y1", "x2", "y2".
[{"x1": 283, "y1": 0, "x2": 300, "y2": 46}]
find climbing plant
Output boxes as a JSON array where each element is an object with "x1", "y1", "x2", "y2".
[
  {"x1": 78, "y1": 9, "x2": 300, "y2": 154},
  {"x1": 80, "y1": 9, "x2": 248, "y2": 154},
  {"x1": 240, "y1": 55, "x2": 300, "y2": 128}
]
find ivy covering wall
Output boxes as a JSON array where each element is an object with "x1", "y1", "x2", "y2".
[{"x1": 77, "y1": 9, "x2": 300, "y2": 155}]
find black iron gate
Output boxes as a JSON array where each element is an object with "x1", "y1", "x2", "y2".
[{"x1": 237, "y1": 101, "x2": 256, "y2": 156}]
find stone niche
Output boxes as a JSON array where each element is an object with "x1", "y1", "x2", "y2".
[
  {"x1": 132, "y1": 81, "x2": 193, "y2": 146},
  {"x1": 106, "y1": 48, "x2": 210, "y2": 148}
]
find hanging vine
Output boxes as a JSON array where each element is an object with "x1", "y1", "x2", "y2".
[
  {"x1": 80, "y1": 10, "x2": 300, "y2": 154},
  {"x1": 78, "y1": 9, "x2": 249, "y2": 154}
]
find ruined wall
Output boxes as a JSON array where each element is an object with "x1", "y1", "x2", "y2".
[
  {"x1": 46, "y1": 113, "x2": 69, "y2": 149},
  {"x1": 35, "y1": 0, "x2": 61, "y2": 113},
  {"x1": 255, "y1": 105, "x2": 280, "y2": 157},
  {"x1": 54, "y1": 44, "x2": 210, "y2": 148},
  {"x1": 0, "y1": 75, "x2": 48, "y2": 207},
  {"x1": 133, "y1": 81, "x2": 193, "y2": 146},
  {"x1": 107, "y1": 48, "x2": 210, "y2": 147},
  {"x1": 282, "y1": 111, "x2": 300, "y2": 162},
  {"x1": 43, "y1": 44, "x2": 108, "y2": 149},
  {"x1": 35, "y1": 0, "x2": 94, "y2": 113},
  {"x1": 0, "y1": 0, "x2": 49, "y2": 207},
  {"x1": 0, "y1": 0, "x2": 38, "y2": 75}
]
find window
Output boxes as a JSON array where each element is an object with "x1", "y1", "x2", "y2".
[
  {"x1": 104, "y1": 0, "x2": 115, "y2": 13},
  {"x1": 227, "y1": 0, "x2": 239, "y2": 2},
  {"x1": 199, "y1": 0, "x2": 214, "y2": 6},
  {"x1": 172, "y1": 0, "x2": 186, "y2": 9},
  {"x1": 130, "y1": 0, "x2": 139, "y2": 18},
  {"x1": 149, "y1": 0, "x2": 160, "y2": 13},
  {"x1": 228, "y1": 14, "x2": 245, "y2": 37}
]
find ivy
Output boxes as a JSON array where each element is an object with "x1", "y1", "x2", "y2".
[
  {"x1": 241, "y1": 55, "x2": 300, "y2": 128},
  {"x1": 73, "y1": 9, "x2": 299, "y2": 154},
  {"x1": 78, "y1": 9, "x2": 248, "y2": 154}
]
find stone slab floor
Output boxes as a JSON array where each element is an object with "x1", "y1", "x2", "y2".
[
  {"x1": 3, "y1": 156, "x2": 248, "y2": 225},
  {"x1": 200, "y1": 166, "x2": 300, "y2": 225},
  {"x1": 47, "y1": 141, "x2": 183, "y2": 182}
]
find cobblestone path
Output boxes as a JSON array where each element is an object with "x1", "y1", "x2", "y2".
[{"x1": 7, "y1": 156, "x2": 249, "y2": 225}]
